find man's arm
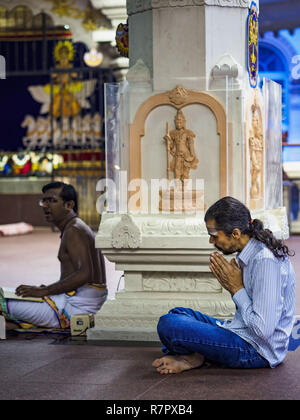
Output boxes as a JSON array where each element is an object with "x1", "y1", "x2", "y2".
[
  {"x1": 210, "y1": 252, "x2": 283, "y2": 339},
  {"x1": 232, "y1": 258, "x2": 283, "y2": 340},
  {"x1": 16, "y1": 228, "x2": 92, "y2": 298}
]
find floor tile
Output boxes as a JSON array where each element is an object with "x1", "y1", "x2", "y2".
[{"x1": 17, "y1": 357, "x2": 160, "y2": 386}]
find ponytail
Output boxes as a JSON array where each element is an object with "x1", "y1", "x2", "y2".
[{"x1": 246, "y1": 219, "x2": 294, "y2": 259}]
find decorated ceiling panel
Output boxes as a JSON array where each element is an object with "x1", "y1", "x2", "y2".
[{"x1": 0, "y1": 0, "x2": 111, "y2": 48}]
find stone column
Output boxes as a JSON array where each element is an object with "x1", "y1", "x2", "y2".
[
  {"x1": 128, "y1": 0, "x2": 249, "y2": 90},
  {"x1": 87, "y1": 0, "x2": 288, "y2": 343}
]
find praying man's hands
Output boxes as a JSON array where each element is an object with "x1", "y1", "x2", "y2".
[{"x1": 209, "y1": 252, "x2": 244, "y2": 297}]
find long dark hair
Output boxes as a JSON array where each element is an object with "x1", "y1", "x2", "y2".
[{"x1": 205, "y1": 196, "x2": 294, "y2": 259}]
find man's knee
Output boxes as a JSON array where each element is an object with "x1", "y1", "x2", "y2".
[
  {"x1": 157, "y1": 313, "x2": 174, "y2": 337},
  {"x1": 158, "y1": 307, "x2": 190, "y2": 333},
  {"x1": 168, "y1": 307, "x2": 187, "y2": 315}
]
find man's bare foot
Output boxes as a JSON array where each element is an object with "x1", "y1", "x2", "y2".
[
  {"x1": 5, "y1": 321, "x2": 19, "y2": 331},
  {"x1": 152, "y1": 353, "x2": 205, "y2": 374}
]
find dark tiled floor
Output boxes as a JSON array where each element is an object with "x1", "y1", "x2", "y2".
[{"x1": 0, "y1": 334, "x2": 300, "y2": 400}]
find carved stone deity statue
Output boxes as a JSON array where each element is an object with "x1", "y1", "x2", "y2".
[
  {"x1": 249, "y1": 106, "x2": 263, "y2": 199},
  {"x1": 164, "y1": 109, "x2": 199, "y2": 183}
]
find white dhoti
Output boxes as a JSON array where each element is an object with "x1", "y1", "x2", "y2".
[
  {"x1": 0, "y1": 284, "x2": 107, "y2": 329},
  {"x1": 6, "y1": 299, "x2": 61, "y2": 328}
]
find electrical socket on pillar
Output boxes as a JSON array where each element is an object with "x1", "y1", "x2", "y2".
[{"x1": 0, "y1": 315, "x2": 6, "y2": 340}]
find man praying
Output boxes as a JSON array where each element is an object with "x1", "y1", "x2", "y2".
[{"x1": 153, "y1": 196, "x2": 295, "y2": 373}]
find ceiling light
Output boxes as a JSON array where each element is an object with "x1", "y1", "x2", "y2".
[{"x1": 84, "y1": 48, "x2": 104, "y2": 67}]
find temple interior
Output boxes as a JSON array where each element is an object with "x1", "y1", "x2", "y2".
[{"x1": 1, "y1": 0, "x2": 300, "y2": 401}]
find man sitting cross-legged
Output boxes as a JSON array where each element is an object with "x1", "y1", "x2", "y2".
[
  {"x1": 0, "y1": 182, "x2": 107, "y2": 331},
  {"x1": 153, "y1": 196, "x2": 295, "y2": 373}
]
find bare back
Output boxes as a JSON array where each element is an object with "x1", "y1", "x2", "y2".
[{"x1": 58, "y1": 217, "x2": 106, "y2": 286}]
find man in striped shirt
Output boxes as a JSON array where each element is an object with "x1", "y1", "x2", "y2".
[{"x1": 153, "y1": 196, "x2": 295, "y2": 374}]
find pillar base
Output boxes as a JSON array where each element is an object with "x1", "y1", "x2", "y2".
[{"x1": 88, "y1": 208, "x2": 288, "y2": 343}]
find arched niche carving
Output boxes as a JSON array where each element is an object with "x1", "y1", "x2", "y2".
[{"x1": 129, "y1": 86, "x2": 227, "y2": 206}]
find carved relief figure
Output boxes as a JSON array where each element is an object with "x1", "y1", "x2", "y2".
[
  {"x1": 249, "y1": 105, "x2": 263, "y2": 199},
  {"x1": 164, "y1": 109, "x2": 199, "y2": 183}
]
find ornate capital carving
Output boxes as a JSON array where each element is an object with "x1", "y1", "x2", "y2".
[
  {"x1": 210, "y1": 54, "x2": 243, "y2": 88},
  {"x1": 126, "y1": 59, "x2": 151, "y2": 83},
  {"x1": 101, "y1": 213, "x2": 208, "y2": 237},
  {"x1": 152, "y1": 0, "x2": 198, "y2": 6},
  {"x1": 127, "y1": 0, "x2": 249, "y2": 15},
  {"x1": 127, "y1": 0, "x2": 152, "y2": 15},
  {"x1": 168, "y1": 85, "x2": 189, "y2": 105},
  {"x1": 111, "y1": 214, "x2": 142, "y2": 248},
  {"x1": 204, "y1": 0, "x2": 248, "y2": 6},
  {"x1": 211, "y1": 64, "x2": 239, "y2": 79},
  {"x1": 143, "y1": 272, "x2": 221, "y2": 292}
]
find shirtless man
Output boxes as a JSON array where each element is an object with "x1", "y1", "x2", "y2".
[{"x1": 1, "y1": 182, "x2": 107, "y2": 330}]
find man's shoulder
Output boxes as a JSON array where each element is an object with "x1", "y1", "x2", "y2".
[
  {"x1": 250, "y1": 241, "x2": 282, "y2": 266},
  {"x1": 254, "y1": 241, "x2": 275, "y2": 259},
  {"x1": 64, "y1": 218, "x2": 94, "y2": 239}
]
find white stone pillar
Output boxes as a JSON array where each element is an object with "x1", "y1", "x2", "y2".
[
  {"x1": 128, "y1": 0, "x2": 249, "y2": 90},
  {"x1": 87, "y1": 0, "x2": 288, "y2": 343}
]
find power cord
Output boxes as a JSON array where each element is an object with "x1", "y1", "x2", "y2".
[{"x1": 117, "y1": 273, "x2": 124, "y2": 292}]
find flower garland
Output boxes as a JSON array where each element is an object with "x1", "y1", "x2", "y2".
[
  {"x1": 12, "y1": 153, "x2": 31, "y2": 167},
  {"x1": 247, "y1": 1, "x2": 259, "y2": 88},
  {"x1": 0, "y1": 155, "x2": 8, "y2": 170},
  {"x1": 116, "y1": 22, "x2": 129, "y2": 58}
]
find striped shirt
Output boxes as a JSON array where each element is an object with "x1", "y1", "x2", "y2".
[{"x1": 220, "y1": 238, "x2": 295, "y2": 368}]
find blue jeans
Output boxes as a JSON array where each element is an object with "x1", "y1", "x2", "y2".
[{"x1": 157, "y1": 307, "x2": 269, "y2": 369}]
